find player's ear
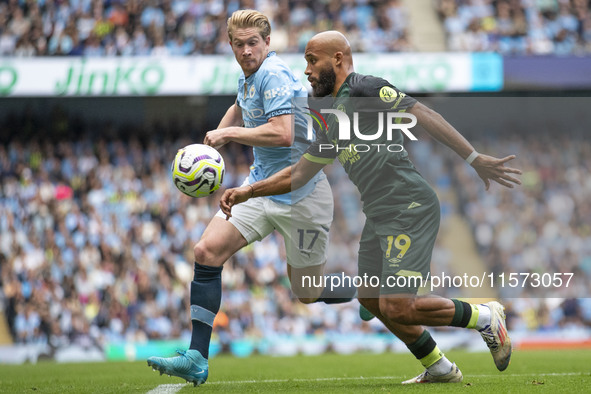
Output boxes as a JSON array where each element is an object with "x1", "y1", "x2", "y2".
[
  {"x1": 334, "y1": 51, "x2": 343, "y2": 66},
  {"x1": 264, "y1": 35, "x2": 270, "y2": 46}
]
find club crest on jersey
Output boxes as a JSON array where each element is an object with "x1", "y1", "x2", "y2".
[
  {"x1": 379, "y1": 86, "x2": 397, "y2": 103},
  {"x1": 249, "y1": 85, "x2": 256, "y2": 98}
]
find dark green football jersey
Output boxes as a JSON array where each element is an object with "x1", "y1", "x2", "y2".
[{"x1": 304, "y1": 72, "x2": 437, "y2": 218}]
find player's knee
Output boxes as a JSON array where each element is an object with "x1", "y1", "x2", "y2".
[
  {"x1": 193, "y1": 241, "x2": 218, "y2": 266},
  {"x1": 379, "y1": 298, "x2": 415, "y2": 324}
]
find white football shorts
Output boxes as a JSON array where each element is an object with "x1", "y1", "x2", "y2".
[{"x1": 215, "y1": 176, "x2": 333, "y2": 269}]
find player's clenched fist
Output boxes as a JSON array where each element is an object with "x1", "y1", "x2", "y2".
[
  {"x1": 220, "y1": 185, "x2": 253, "y2": 219},
  {"x1": 204, "y1": 129, "x2": 229, "y2": 149}
]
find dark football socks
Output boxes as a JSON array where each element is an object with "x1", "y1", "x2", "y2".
[
  {"x1": 450, "y1": 299, "x2": 479, "y2": 329},
  {"x1": 189, "y1": 262, "x2": 223, "y2": 358},
  {"x1": 407, "y1": 329, "x2": 449, "y2": 372}
]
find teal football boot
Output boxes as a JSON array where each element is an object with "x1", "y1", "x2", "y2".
[{"x1": 147, "y1": 349, "x2": 208, "y2": 386}]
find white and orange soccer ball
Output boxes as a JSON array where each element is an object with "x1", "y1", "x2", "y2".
[{"x1": 171, "y1": 144, "x2": 225, "y2": 198}]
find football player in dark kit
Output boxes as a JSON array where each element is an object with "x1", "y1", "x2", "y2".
[{"x1": 221, "y1": 31, "x2": 521, "y2": 384}]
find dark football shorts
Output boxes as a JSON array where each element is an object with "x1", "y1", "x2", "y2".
[{"x1": 358, "y1": 192, "x2": 440, "y2": 296}]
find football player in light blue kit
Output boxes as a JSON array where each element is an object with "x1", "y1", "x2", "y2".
[{"x1": 147, "y1": 10, "x2": 355, "y2": 386}]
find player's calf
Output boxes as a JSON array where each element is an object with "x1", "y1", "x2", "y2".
[{"x1": 378, "y1": 297, "x2": 419, "y2": 325}]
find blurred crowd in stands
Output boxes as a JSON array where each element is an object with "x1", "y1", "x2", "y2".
[
  {"x1": 453, "y1": 128, "x2": 591, "y2": 331},
  {"x1": 1, "y1": 105, "x2": 589, "y2": 352},
  {"x1": 0, "y1": 0, "x2": 411, "y2": 57},
  {"x1": 437, "y1": 0, "x2": 591, "y2": 54},
  {"x1": 0, "y1": 105, "x2": 377, "y2": 350},
  {"x1": 2, "y1": 0, "x2": 590, "y2": 58}
]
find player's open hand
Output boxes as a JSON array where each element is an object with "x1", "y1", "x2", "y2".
[
  {"x1": 220, "y1": 186, "x2": 253, "y2": 219},
  {"x1": 204, "y1": 129, "x2": 228, "y2": 149},
  {"x1": 471, "y1": 154, "x2": 522, "y2": 191}
]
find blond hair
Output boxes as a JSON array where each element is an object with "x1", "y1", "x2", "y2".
[{"x1": 227, "y1": 10, "x2": 271, "y2": 41}]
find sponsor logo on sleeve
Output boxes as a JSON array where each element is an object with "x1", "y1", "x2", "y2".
[{"x1": 264, "y1": 85, "x2": 290, "y2": 100}]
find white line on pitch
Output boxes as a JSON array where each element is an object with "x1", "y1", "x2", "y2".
[
  {"x1": 471, "y1": 372, "x2": 585, "y2": 378},
  {"x1": 207, "y1": 376, "x2": 402, "y2": 385},
  {"x1": 146, "y1": 383, "x2": 185, "y2": 394},
  {"x1": 206, "y1": 372, "x2": 587, "y2": 385}
]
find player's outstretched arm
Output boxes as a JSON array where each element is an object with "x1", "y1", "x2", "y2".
[
  {"x1": 205, "y1": 114, "x2": 293, "y2": 149},
  {"x1": 409, "y1": 102, "x2": 522, "y2": 190},
  {"x1": 220, "y1": 157, "x2": 326, "y2": 218}
]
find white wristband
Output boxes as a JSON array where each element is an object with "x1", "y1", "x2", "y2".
[{"x1": 465, "y1": 151, "x2": 479, "y2": 165}]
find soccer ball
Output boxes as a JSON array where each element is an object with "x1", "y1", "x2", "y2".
[{"x1": 171, "y1": 144, "x2": 225, "y2": 198}]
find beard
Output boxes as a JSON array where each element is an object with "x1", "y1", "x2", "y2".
[{"x1": 311, "y1": 66, "x2": 336, "y2": 97}]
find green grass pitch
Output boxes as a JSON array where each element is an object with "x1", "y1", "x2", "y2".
[{"x1": 0, "y1": 350, "x2": 589, "y2": 393}]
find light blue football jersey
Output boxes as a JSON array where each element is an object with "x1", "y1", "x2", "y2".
[{"x1": 236, "y1": 51, "x2": 324, "y2": 205}]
